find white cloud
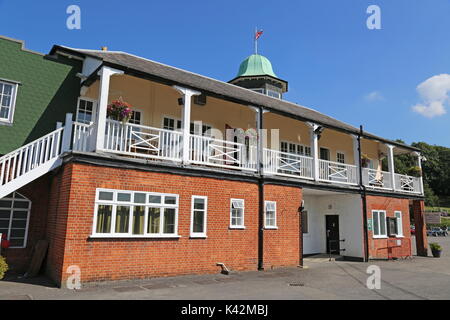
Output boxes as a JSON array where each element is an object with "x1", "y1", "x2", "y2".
[
  {"x1": 412, "y1": 74, "x2": 450, "y2": 118},
  {"x1": 365, "y1": 91, "x2": 383, "y2": 102}
]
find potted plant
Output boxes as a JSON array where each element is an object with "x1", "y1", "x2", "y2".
[
  {"x1": 407, "y1": 166, "x2": 422, "y2": 178},
  {"x1": 430, "y1": 243, "x2": 442, "y2": 258},
  {"x1": 107, "y1": 99, "x2": 133, "y2": 123}
]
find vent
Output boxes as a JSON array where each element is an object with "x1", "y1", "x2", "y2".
[{"x1": 194, "y1": 94, "x2": 207, "y2": 106}]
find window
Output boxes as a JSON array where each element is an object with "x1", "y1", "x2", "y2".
[
  {"x1": 0, "y1": 193, "x2": 30, "y2": 248},
  {"x1": 230, "y1": 199, "x2": 245, "y2": 229},
  {"x1": 320, "y1": 147, "x2": 330, "y2": 161},
  {"x1": 0, "y1": 81, "x2": 18, "y2": 124},
  {"x1": 129, "y1": 110, "x2": 142, "y2": 125},
  {"x1": 190, "y1": 196, "x2": 208, "y2": 237},
  {"x1": 264, "y1": 201, "x2": 277, "y2": 229},
  {"x1": 395, "y1": 211, "x2": 403, "y2": 237},
  {"x1": 163, "y1": 116, "x2": 212, "y2": 137},
  {"x1": 372, "y1": 210, "x2": 387, "y2": 238},
  {"x1": 93, "y1": 189, "x2": 179, "y2": 238},
  {"x1": 302, "y1": 211, "x2": 309, "y2": 234},
  {"x1": 337, "y1": 152, "x2": 345, "y2": 164},
  {"x1": 281, "y1": 141, "x2": 311, "y2": 157},
  {"x1": 267, "y1": 90, "x2": 281, "y2": 99},
  {"x1": 76, "y1": 98, "x2": 96, "y2": 124}
]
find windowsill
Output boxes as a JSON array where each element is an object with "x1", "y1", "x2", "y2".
[
  {"x1": 190, "y1": 235, "x2": 208, "y2": 239},
  {"x1": 373, "y1": 236, "x2": 388, "y2": 239},
  {"x1": 89, "y1": 234, "x2": 181, "y2": 239},
  {"x1": 264, "y1": 226, "x2": 278, "y2": 230},
  {"x1": 229, "y1": 226, "x2": 246, "y2": 230},
  {"x1": 0, "y1": 121, "x2": 13, "y2": 127},
  {"x1": 395, "y1": 235, "x2": 404, "y2": 238}
]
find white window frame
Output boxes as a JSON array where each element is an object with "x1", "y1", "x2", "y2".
[
  {"x1": 162, "y1": 115, "x2": 212, "y2": 136},
  {"x1": 230, "y1": 199, "x2": 245, "y2": 229},
  {"x1": 0, "y1": 192, "x2": 31, "y2": 249},
  {"x1": 395, "y1": 211, "x2": 404, "y2": 237},
  {"x1": 336, "y1": 151, "x2": 346, "y2": 164},
  {"x1": 75, "y1": 97, "x2": 97, "y2": 124},
  {"x1": 264, "y1": 201, "x2": 278, "y2": 229},
  {"x1": 372, "y1": 210, "x2": 387, "y2": 238},
  {"x1": 128, "y1": 109, "x2": 143, "y2": 125},
  {"x1": 91, "y1": 188, "x2": 180, "y2": 239},
  {"x1": 190, "y1": 196, "x2": 208, "y2": 238},
  {"x1": 0, "y1": 80, "x2": 19, "y2": 125}
]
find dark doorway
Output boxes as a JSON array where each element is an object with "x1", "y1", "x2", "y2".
[{"x1": 326, "y1": 215, "x2": 340, "y2": 254}]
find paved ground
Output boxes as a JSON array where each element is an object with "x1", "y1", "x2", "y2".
[{"x1": 1, "y1": 236, "x2": 450, "y2": 300}]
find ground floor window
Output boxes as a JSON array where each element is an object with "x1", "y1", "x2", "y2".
[
  {"x1": 264, "y1": 201, "x2": 277, "y2": 229},
  {"x1": 190, "y1": 196, "x2": 208, "y2": 238},
  {"x1": 372, "y1": 210, "x2": 387, "y2": 238},
  {"x1": 230, "y1": 199, "x2": 245, "y2": 229},
  {"x1": 395, "y1": 211, "x2": 403, "y2": 237},
  {"x1": 93, "y1": 189, "x2": 179, "y2": 238},
  {"x1": 0, "y1": 192, "x2": 30, "y2": 248}
]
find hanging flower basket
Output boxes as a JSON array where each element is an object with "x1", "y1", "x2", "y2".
[{"x1": 107, "y1": 100, "x2": 133, "y2": 123}]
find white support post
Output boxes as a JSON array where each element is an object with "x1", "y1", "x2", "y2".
[
  {"x1": 61, "y1": 113, "x2": 73, "y2": 153},
  {"x1": 352, "y1": 135, "x2": 361, "y2": 184},
  {"x1": 415, "y1": 151, "x2": 425, "y2": 194},
  {"x1": 173, "y1": 86, "x2": 201, "y2": 164},
  {"x1": 94, "y1": 66, "x2": 124, "y2": 151},
  {"x1": 387, "y1": 144, "x2": 396, "y2": 191},
  {"x1": 307, "y1": 122, "x2": 320, "y2": 181}
]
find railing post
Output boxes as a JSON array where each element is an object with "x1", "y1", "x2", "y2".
[
  {"x1": 61, "y1": 113, "x2": 73, "y2": 153},
  {"x1": 414, "y1": 151, "x2": 424, "y2": 194},
  {"x1": 307, "y1": 123, "x2": 321, "y2": 181},
  {"x1": 386, "y1": 144, "x2": 396, "y2": 191},
  {"x1": 173, "y1": 86, "x2": 201, "y2": 164}
]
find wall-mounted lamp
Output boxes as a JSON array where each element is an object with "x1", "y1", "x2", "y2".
[
  {"x1": 298, "y1": 200, "x2": 305, "y2": 214},
  {"x1": 314, "y1": 126, "x2": 325, "y2": 140},
  {"x1": 178, "y1": 98, "x2": 184, "y2": 106}
]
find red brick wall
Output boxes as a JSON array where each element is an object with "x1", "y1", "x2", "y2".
[
  {"x1": 48, "y1": 162, "x2": 303, "y2": 286},
  {"x1": 366, "y1": 195, "x2": 412, "y2": 259},
  {"x1": 263, "y1": 185, "x2": 302, "y2": 269}
]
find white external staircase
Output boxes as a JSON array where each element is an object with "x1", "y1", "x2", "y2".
[{"x1": 0, "y1": 114, "x2": 75, "y2": 199}]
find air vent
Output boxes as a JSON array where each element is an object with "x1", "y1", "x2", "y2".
[{"x1": 194, "y1": 94, "x2": 207, "y2": 106}]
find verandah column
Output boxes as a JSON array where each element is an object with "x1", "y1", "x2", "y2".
[
  {"x1": 414, "y1": 151, "x2": 425, "y2": 194},
  {"x1": 307, "y1": 122, "x2": 320, "y2": 181},
  {"x1": 352, "y1": 135, "x2": 361, "y2": 185},
  {"x1": 386, "y1": 144, "x2": 396, "y2": 191},
  {"x1": 173, "y1": 86, "x2": 201, "y2": 164},
  {"x1": 94, "y1": 66, "x2": 124, "y2": 151}
]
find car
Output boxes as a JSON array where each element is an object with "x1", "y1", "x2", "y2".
[{"x1": 429, "y1": 227, "x2": 447, "y2": 237}]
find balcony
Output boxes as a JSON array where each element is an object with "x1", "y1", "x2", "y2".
[{"x1": 72, "y1": 119, "x2": 423, "y2": 195}]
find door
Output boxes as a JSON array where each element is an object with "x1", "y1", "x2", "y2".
[{"x1": 326, "y1": 215, "x2": 340, "y2": 254}]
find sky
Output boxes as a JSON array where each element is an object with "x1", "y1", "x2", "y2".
[{"x1": 1, "y1": 0, "x2": 449, "y2": 147}]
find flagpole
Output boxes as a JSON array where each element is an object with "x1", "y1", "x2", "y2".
[{"x1": 255, "y1": 27, "x2": 258, "y2": 54}]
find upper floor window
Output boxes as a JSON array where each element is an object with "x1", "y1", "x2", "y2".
[
  {"x1": 0, "y1": 81, "x2": 18, "y2": 125},
  {"x1": 281, "y1": 141, "x2": 311, "y2": 157},
  {"x1": 76, "y1": 98, "x2": 96, "y2": 124},
  {"x1": 337, "y1": 152, "x2": 345, "y2": 164},
  {"x1": 163, "y1": 116, "x2": 212, "y2": 136},
  {"x1": 93, "y1": 189, "x2": 179, "y2": 238},
  {"x1": 129, "y1": 110, "x2": 142, "y2": 125}
]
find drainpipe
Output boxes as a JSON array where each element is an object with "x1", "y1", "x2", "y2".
[
  {"x1": 358, "y1": 125, "x2": 370, "y2": 262},
  {"x1": 256, "y1": 106, "x2": 265, "y2": 270}
]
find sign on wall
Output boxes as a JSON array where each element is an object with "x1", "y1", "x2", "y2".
[{"x1": 367, "y1": 219, "x2": 373, "y2": 231}]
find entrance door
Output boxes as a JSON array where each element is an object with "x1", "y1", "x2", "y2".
[{"x1": 326, "y1": 215, "x2": 340, "y2": 254}]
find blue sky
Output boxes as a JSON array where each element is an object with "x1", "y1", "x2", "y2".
[{"x1": 1, "y1": 0, "x2": 449, "y2": 147}]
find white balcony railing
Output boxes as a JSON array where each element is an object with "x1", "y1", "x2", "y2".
[
  {"x1": 394, "y1": 173, "x2": 422, "y2": 194},
  {"x1": 103, "y1": 120, "x2": 183, "y2": 162},
  {"x1": 319, "y1": 160, "x2": 358, "y2": 185},
  {"x1": 189, "y1": 135, "x2": 257, "y2": 171},
  {"x1": 362, "y1": 168, "x2": 393, "y2": 190},
  {"x1": 69, "y1": 120, "x2": 422, "y2": 195},
  {"x1": 264, "y1": 149, "x2": 313, "y2": 179}
]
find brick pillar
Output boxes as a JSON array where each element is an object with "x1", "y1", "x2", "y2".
[{"x1": 413, "y1": 200, "x2": 428, "y2": 257}]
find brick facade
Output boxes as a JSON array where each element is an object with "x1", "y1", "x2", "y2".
[
  {"x1": 366, "y1": 195, "x2": 412, "y2": 259},
  {"x1": 39, "y1": 162, "x2": 302, "y2": 286}
]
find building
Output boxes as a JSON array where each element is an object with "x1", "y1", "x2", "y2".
[{"x1": 0, "y1": 35, "x2": 428, "y2": 287}]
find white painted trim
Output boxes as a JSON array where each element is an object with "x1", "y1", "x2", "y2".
[
  {"x1": 230, "y1": 198, "x2": 245, "y2": 229},
  {"x1": 0, "y1": 192, "x2": 31, "y2": 249},
  {"x1": 264, "y1": 201, "x2": 277, "y2": 229},
  {"x1": 395, "y1": 211, "x2": 404, "y2": 237},
  {"x1": 91, "y1": 188, "x2": 180, "y2": 238},
  {"x1": 190, "y1": 195, "x2": 208, "y2": 238},
  {"x1": 372, "y1": 210, "x2": 387, "y2": 238},
  {"x1": 0, "y1": 81, "x2": 19, "y2": 125}
]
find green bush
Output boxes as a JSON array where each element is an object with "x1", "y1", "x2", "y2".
[
  {"x1": 430, "y1": 243, "x2": 442, "y2": 251},
  {"x1": 0, "y1": 256, "x2": 8, "y2": 280}
]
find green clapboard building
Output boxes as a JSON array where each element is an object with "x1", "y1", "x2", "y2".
[{"x1": 0, "y1": 36, "x2": 81, "y2": 155}]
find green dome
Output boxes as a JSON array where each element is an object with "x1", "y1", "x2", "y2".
[{"x1": 236, "y1": 54, "x2": 277, "y2": 78}]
